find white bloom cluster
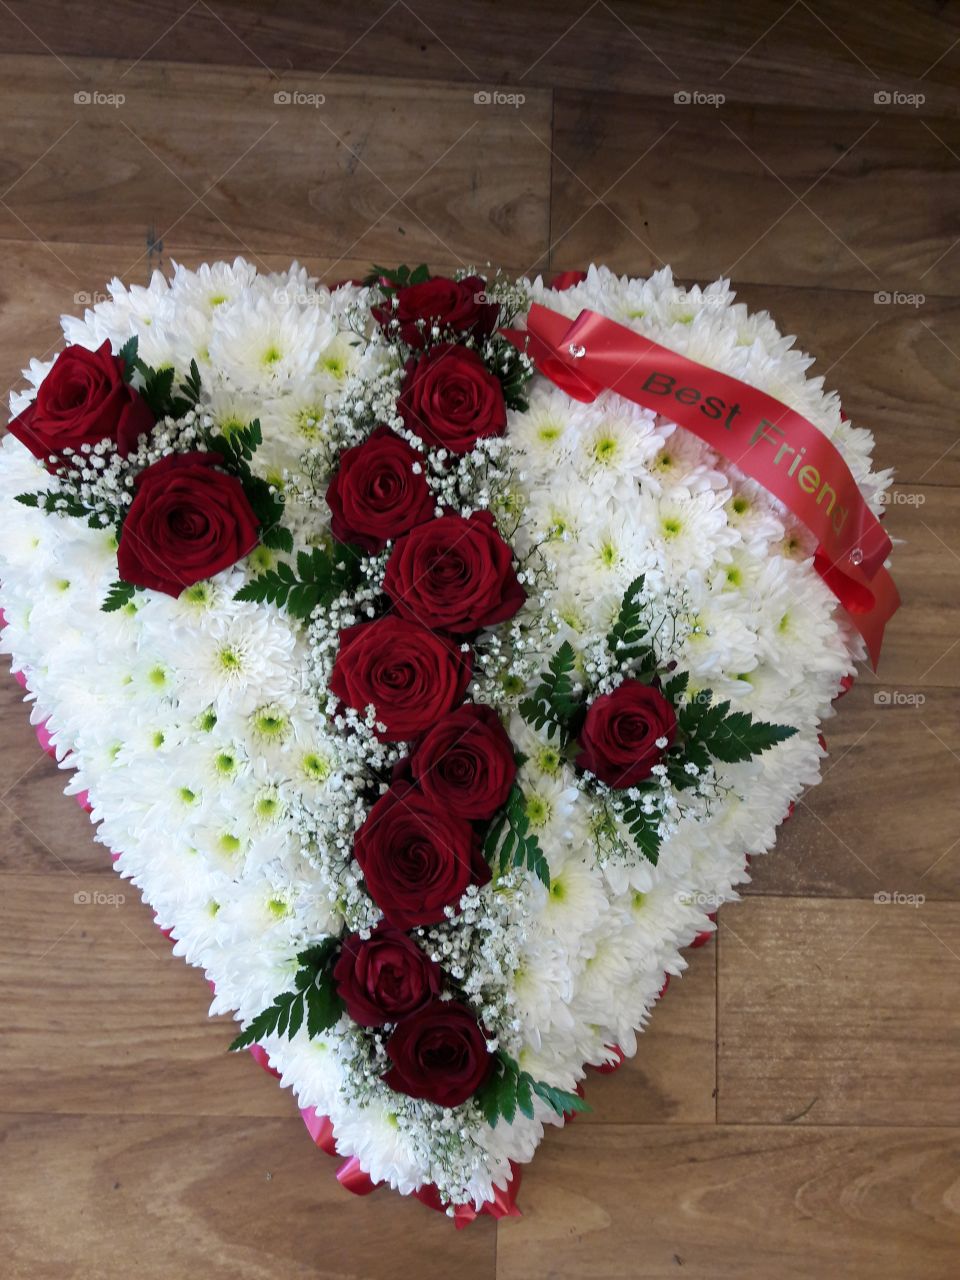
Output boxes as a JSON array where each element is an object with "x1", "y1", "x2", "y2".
[{"x1": 0, "y1": 260, "x2": 884, "y2": 1209}]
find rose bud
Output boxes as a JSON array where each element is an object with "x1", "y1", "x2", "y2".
[
  {"x1": 325, "y1": 426, "x2": 434, "y2": 552},
  {"x1": 383, "y1": 999, "x2": 493, "y2": 1107},
  {"x1": 9, "y1": 340, "x2": 154, "y2": 468},
  {"x1": 383, "y1": 510, "x2": 525, "y2": 635},
  {"x1": 330, "y1": 616, "x2": 472, "y2": 742},
  {"x1": 576, "y1": 680, "x2": 677, "y2": 789},
  {"x1": 116, "y1": 451, "x2": 260, "y2": 597},
  {"x1": 407, "y1": 704, "x2": 515, "y2": 820},
  {"x1": 371, "y1": 275, "x2": 498, "y2": 349},
  {"x1": 353, "y1": 782, "x2": 490, "y2": 930},
  {"x1": 398, "y1": 344, "x2": 506, "y2": 455},
  {"x1": 333, "y1": 926, "x2": 442, "y2": 1027}
]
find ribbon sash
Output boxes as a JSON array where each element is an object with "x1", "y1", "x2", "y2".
[{"x1": 507, "y1": 304, "x2": 899, "y2": 668}]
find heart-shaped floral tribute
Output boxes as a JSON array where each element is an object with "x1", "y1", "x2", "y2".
[{"x1": 0, "y1": 261, "x2": 891, "y2": 1217}]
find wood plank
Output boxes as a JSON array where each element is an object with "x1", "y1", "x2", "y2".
[
  {"x1": 549, "y1": 91, "x2": 960, "y2": 293},
  {"x1": 0, "y1": 674, "x2": 106, "y2": 875},
  {"x1": 0, "y1": 55, "x2": 552, "y2": 270},
  {"x1": 0, "y1": 871, "x2": 292, "y2": 1116},
  {"x1": 579, "y1": 944, "x2": 716, "y2": 1125},
  {"x1": 0, "y1": 1112, "x2": 497, "y2": 1280},
  {"x1": 731, "y1": 284, "x2": 960, "y2": 488},
  {"x1": 496, "y1": 1123, "x2": 960, "y2": 1279},
  {"x1": 874, "y1": 484, "x2": 960, "y2": 689},
  {"x1": 749, "y1": 683, "x2": 960, "y2": 900},
  {"x1": 717, "y1": 897, "x2": 960, "y2": 1126},
  {"x1": 0, "y1": 1, "x2": 955, "y2": 112}
]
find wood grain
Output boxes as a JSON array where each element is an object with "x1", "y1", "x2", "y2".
[
  {"x1": 495, "y1": 1123, "x2": 960, "y2": 1279},
  {"x1": 0, "y1": 870, "x2": 294, "y2": 1116},
  {"x1": 747, "y1": 682, "x2": 960, "y2": 900},
  {"x1": 0, "y1": 1112, "x2": 497, "y2": 1280},
  {"x1": 0, "y1": 1, "x2": 955, "y2": 112},
  {"x1": 0, "y1": 10, "x2": 958, "y2": 1274},
  {"x1": 0, "y1": 56, "x2": 552, "y2": 271},
  {"x1": 717, "y1": 897, "x2": 960, "y2": 1125},
  {"x1": 549, "y1": 91, "x2": 960, "y2": 292}
]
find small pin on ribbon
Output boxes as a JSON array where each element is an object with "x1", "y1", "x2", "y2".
[
  {"x1": 850, "y1": 548, "x2": 864, "y2": 566},
  {"x1": 568, "y1": 343, "x2": 587, "y2": 359}
]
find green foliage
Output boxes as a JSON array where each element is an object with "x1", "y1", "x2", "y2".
[
  {"x1": 518, "y1": 640, "x2": 580, "y2": 743},
  {"x1": 364, "y1": 262, "x2": 431, "y2": 292},
  {"x1": 677, "y1": 691, "x2": 797, "y2": 764},
  {"x1": 483, "y1": 784, "x2": 550, "y2": 888},
  {"x1": 617, "y1": 793, "x2": 661, "y2": 865},
  {"x1": 233, "y1": 542, "x2": 362, "y2": 622},
  {"x1": 490, "y1": 333, "x2": 533, "y2": 411},
  {"x1": 229, "y1": 937, "x2": 343, "y2": 1052},
  {"x1": 118, "y1": 337, "x2": 202, "y2": 420},
  {"x1": 606, "y1": 575, "x2": 656, "y2": 674},
  {"x1": 476, "y1": 1051, "x2": 588, "y2": 1127},
  {"x1": 101, "y1": 580, "x2": 138, "y2": 613},
  {"x1": 117, "y1": 335, "x2": 139, "y2": 379}
]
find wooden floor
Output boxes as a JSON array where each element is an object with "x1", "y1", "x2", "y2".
[{"x1": 0, "y1": 3, "x2": 958, "y2": 1276}]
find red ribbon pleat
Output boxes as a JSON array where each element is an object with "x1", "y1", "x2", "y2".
[{"x1": 505, "y1": 304, "x2": 899, "y2": 668}]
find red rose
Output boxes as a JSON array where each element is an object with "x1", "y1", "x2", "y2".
[
  {"x1": 333, "y1": 925, "x2": 443, "y2": 1027},
  {"x1": 398, "y1": 345, "x2": 506, "y2": 455},
  {"x1": 383, "y1": 510, "x2": 525, "y2": 634},
  {"x1": 8, "y1": 341, "x2": 154, "y2": 468},
  {"x1": 330, "y1": 615, "x2": 472, "y2": 741},
  {"x1": 325, "y1": 426, "x2": 434, "y2": 552},
  {"x1": 353, "y1": 783, "x2": 490, "y2": 930},
  {"x1": 576, "y1": 680, "x2": 677, "y2": 788},
  {"x1": 408, "y1": 704, "x2": 516, "y2": 820},
  {"x1": 116, "y1": 452, "x2": 260, "y2": 596},
  {"x1": 372, "y1": 275, "x2": 498, "y2": 349},
  {"x1": 383, "y1": 999, "x2": 492, "y2": 1107}
]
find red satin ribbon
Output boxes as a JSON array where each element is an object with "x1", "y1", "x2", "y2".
[{"x1": 506, "y1": 304, "x2": 899, "y2": 669}]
